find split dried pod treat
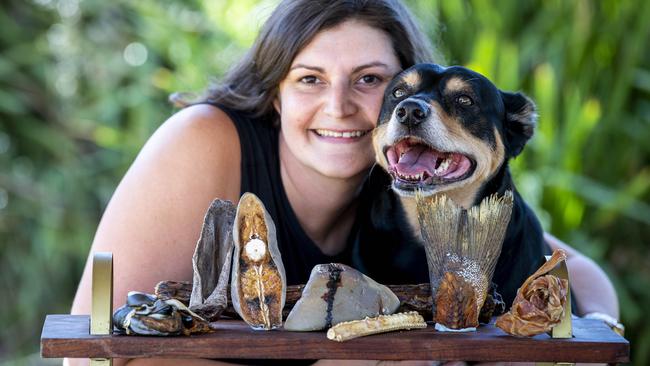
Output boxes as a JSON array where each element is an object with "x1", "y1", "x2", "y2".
[
  {"x1": 495, "y1": 249, "x2": 569, "y2": 337},
  {"x1": 231, "y1": 192, "x2": 286, "y2": 330},
  {"x1": 327, "y1": 311, "x2": 427, "y2": 342},
  {"x1": 416, "y1": 192, "x2": 513, "y2": 332},
  {"x1": 284, "y1": 263, "x2": 400, "y2": 331}
]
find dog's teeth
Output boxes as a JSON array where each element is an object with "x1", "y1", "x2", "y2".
[
  {"x1": 434, "y1": 158, "x2": 452, "y2": 175},
  {"x1": 398, "y1": 172, "x2": 425, "y2": 181}
]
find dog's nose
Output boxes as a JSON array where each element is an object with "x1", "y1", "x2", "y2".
[{"x1": 396, "y1": 100, "x2": 429, "y2": 126}]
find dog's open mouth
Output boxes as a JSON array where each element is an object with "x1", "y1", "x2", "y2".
[{"x1": 384, "y1": 137, "x2": 475, "y2": 189}]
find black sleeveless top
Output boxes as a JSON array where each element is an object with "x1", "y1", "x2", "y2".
[{"x1": 218, "y1": 105, "x2": 354, "y2": 286}]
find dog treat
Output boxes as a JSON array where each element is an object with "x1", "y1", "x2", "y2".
[
  {"x1": 495, "y1": 249, "x2": 569, "y2": 337},
  {"x1": 231, "y1": 193, "x2": 286, "y2": 330},
  {"x1": 189, "y1": 199, "x2": 237, "y2": 321},
  {"x1": 479, "y1": 284, "x2": 506, "y2": 324},
  {"x1": 284, "y1": 263, "x2": 400, "y2": 331},
  {"x1": 416, "y1": 192, "x2": 513, "y2": 331},
  {"x1": 327, "y1": 311, "x2": 427, "y2": 342},
  {"x1": 113, "y1": 291, "x2": 212, "y2": 336},
  {"x1": 434, "y1": 270, "x2": 481, "y2": 331},
  {"x1": 157, "y1": 280, "x2": 506, "y2": 322}
]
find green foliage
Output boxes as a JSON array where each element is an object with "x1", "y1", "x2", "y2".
[
  {"x1": 427, "y1": 1, "x2": 650, "y2": 364},
  {"x1": 0, "y1": 0, "x2": 648, "y2": 364}
]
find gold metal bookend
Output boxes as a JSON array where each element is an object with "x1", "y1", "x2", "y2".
[
  {"x1": 536, "y1": 255, "x2": 573, "y2": 366},
  {"x1": 91, "y1": 252, "x2": 113, "y2": 366},
  {"x1": 548, "y1": 255, "x2": 572, "y2": 339}
]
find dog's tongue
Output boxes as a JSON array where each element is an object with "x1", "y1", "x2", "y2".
[{"x1": 394, "y1": 145, "x2": 439, "y2": 176}]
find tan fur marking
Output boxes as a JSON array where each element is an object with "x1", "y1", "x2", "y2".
[
  {"x1": 490, "y1": 126, "x2": 506, "y2": 175},
  {"x1": 445, "y1": 77, "x2": 470, "y2": 93},
  {"x1": 372, "y1": 124, "x2": 390, "y2": 169},
  {"x1": 402, "y1": 71, "x2": 421, "y2": 88}
]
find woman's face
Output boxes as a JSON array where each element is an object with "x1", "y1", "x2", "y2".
[{"x1": 275, "y1": 20, "x2": 401, "y2": 181}]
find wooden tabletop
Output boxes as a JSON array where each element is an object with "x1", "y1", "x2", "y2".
[{"x1": 41, "y1": 315, "x2": 629, "y2": 363}]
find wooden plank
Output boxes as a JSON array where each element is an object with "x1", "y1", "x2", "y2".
[{"x1": 41, "y1": 315, "x2": 629, "y2": 363}]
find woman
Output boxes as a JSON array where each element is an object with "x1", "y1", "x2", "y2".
[{"x1": 69, "y1": 1, "x2": 619, "y2": 365}]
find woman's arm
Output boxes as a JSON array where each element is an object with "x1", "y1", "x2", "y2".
[
  {"x1": 67, "y1": 104, "x2": 242, "y2": 366},
  {"x1": 544, "y1": 232, "x2": 619, "y2": 319}
]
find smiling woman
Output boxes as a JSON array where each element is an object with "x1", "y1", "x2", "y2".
[
  {"x1": 274, "y1": 20, "x2": 401, "y2": 201},
  {"x1": 66, "y1": 0, "x2": 620, "y2": 365}
]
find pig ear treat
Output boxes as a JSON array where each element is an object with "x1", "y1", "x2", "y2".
[
  {"x1": 495, "y1": 249, "x2": 569, "y2": 337},
  {"x1": 231, "y1": 193, "x2": 287, "y2": 330}
]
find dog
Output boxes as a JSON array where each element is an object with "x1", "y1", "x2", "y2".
[{"x1": 352, "y1": 64, "x2": 546, "y2": 307}]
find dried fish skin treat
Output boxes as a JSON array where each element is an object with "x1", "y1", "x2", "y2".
[
  {"x1": 327, "y1": 311, "x2": 427, "y2": 342},
  {"x1": 231, "y1": 192, "x2": 286, "y2": 330},
  {"x1": 284, "y1": 263, "x2": 400, "y2": 331},
  {"x1": 416, "y1": 192, "x2": 513, "y2": 332},
  {"x1": 434, "y1": 271, "x2": 480, "y2": 331},
  {"x1": 496, "y1": 249, "x2": 569, "y2": 337}
]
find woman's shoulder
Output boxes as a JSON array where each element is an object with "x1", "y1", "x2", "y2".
[
  {"x1": 155, "y1": 103, "x2": 239, "y2": 161},
  {"x1": 162, "y1": 103, "x2": 239, "y2": 147},
  {"x1": 131, "y1": 103, "x2": 242, "y2": 201}
]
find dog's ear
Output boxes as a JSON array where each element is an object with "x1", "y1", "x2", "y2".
[{"x1": 500, "y1": 91, "x2": 538, "y2": 157}]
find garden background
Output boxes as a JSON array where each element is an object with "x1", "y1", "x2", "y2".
[{"x1": 1, "y1": 0, "x2": 648, "y2": 365}]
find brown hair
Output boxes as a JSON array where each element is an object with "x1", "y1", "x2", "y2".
[{"x1": 172, "y1": 0, "x2": 437, "y2": 125}]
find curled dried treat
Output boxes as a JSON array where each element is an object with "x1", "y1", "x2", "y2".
[
  {"x1": 327, "y1": 311, "x2": 426, "y2": 342},
  {"x1": 495, "y1": 249, "x2": 569, "y2": 337},
  {"x1": 231, "y1": 193, "x2": 286, "y2": 330}
]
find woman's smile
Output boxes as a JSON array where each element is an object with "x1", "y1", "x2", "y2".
[{"x1": 312, "y1": 128, "x2": 373, "y2": 141}]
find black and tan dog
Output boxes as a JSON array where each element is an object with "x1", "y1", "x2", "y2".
[{"x1": 353, "y1": 64, "x2": 546, "y2": 307}]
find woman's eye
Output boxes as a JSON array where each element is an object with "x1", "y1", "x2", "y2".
[
  {"x1": 393, "y1": 88, "x2": 406, "y2": 98},
  {"x1": 359, "y1": 74, "x2": 381, "y2": 84},
  {"x1": 299, "y1": 75, "x2": 319, "y2": 84},
  {"x1": 456, "y1": 95, "x2": 473, "y2": 106}
]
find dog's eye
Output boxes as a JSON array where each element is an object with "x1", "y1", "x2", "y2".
[
  {"x1": 393, "y1": 88, "x2": 406, "y2": 98},
  {"x1": 456, "y1": 95, "x2": 473, "y2": 106}
]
